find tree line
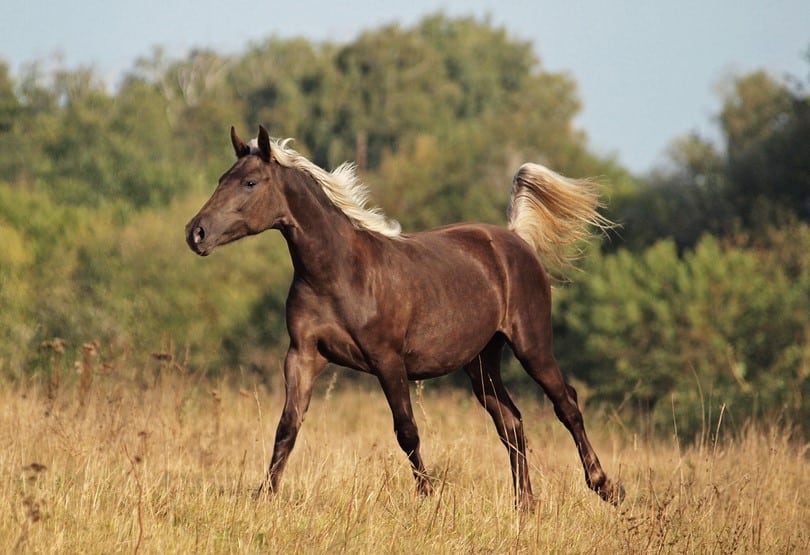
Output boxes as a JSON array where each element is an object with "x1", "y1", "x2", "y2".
[{"x1": 0, "y1": 14, "x2": 808, "y2": 438}]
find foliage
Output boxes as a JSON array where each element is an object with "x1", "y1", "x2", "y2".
[
  {"x1": 610, "y1": 68, "x2": 810, "y2": 254},
  {"x1": 0, "y1": 16, "x2": 807, "y2": 438},
  {"x1": 0, "y1": 184, "x2": 291, "y2": 376},
  {"x1": 722, "y1": 71, "x2": 810, "y2": 228},
  {"x1": 1, "y1": 14, "x2": 609, "y2": 368},
  {"x1": 555, "y1": 227, "x2": 810, "y2": 438}
]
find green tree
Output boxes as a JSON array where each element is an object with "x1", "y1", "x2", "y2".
[
  {"x1": 615, "y1": 134, "x2": 734, "y2": 250},
  {"x1": 555, "y1": 230, "x2": 810, "y2": 438},
  {"x1": 625, "y1": 61, "x2": 810, "y2": 249},
  {"x1": 721, "y1": 70, "x2": 810, "y2": 227},
  {"x1": 0, "y1": 62, "x2": 19, "y2": 133},
  {"x1": 332, "y1": 23, "x2": 460, "y2": 169},
  {"x1": 231, "y1": 37, "x2": 341, "y2": 165}
]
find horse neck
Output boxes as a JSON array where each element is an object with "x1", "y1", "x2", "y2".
[{"x1": 279, "y1": 168, "x2": 360, "y2": 283}]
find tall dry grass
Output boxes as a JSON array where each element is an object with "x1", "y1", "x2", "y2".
[{"x1": 2, "y1": 359, "x2": 808, "y2": 554}]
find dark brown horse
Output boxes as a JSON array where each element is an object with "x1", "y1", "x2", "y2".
[{"x1": 186, "y1": 126, "x2": 623, "y2": 510}]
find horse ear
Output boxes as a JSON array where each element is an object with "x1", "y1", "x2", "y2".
[
  {"x1": 257, "y1": 125, "x2": 272, "y2": 163},
  {"x1": 231, "y1": 126, "x2": 250, "y2": 158}
]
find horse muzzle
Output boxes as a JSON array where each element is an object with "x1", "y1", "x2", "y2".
[{"x1": 185, "y1": 216, "x2": 210, "y2": 256}]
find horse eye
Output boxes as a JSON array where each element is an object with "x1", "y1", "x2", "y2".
[{"x1": 244, "y1": 180, "x2": 256, "y2": 189}]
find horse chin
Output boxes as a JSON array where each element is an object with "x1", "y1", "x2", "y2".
[{"x1": 186, "y1": 241, "x2": 211, "y2": 256}]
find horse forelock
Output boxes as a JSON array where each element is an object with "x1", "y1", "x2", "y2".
[{"x1": 248, "y1": 138, "x2": 401, "y2": 237}]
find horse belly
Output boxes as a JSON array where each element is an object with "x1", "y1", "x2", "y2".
[{"x1": 401, "y1": 287, "x2": 501, "y2": 379}]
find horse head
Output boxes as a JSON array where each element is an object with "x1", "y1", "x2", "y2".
[{"x1": 185, "y1": 126, "x2": 287, "y2": 256}]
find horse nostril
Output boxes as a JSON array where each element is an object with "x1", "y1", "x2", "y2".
[{"x1": 193, "y1": 226, "x2": 205, "y2": 244}]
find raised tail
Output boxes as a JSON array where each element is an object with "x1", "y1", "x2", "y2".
[{"x1": 507, "y1": 163, "x2": 614, "y2": 271}]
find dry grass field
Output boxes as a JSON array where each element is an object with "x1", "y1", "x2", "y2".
[{"x1": 2, "y1": 361, "x2": 808, "y2": 554}]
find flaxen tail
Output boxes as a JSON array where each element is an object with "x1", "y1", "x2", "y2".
[{"x1": 508, "y1": 163, "x2": 614, "y2": 272}]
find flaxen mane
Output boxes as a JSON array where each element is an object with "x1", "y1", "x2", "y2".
[{"x1": 250, "y1": 138, "x2": 401, "y2": 237}]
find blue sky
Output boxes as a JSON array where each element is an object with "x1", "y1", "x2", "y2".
[{"x1": 2, "y1": 0, "x2": 807, "y2": 173}]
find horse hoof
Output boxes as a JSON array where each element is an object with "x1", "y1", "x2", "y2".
[
  {"x1": 417, "y1": 479, "x2": 434, "y2": 496},
  {"x1": 600, "y1": 480, "x2": 625, "y2": 506}
]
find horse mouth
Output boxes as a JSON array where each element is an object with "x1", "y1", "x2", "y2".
[{"x1": 186, "y1": 236, "x2": 211, "y2": 256}]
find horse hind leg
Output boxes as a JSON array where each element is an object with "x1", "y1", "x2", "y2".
[
  {"x1": 376, "y1": 362, "x2": 433, "y2": 496},
  {"x1": 509, "y1": 322, "x2": 624, "y2": 505},
  {"x1": 464, "y1": 337, "x2": 533, "y2": 510}
]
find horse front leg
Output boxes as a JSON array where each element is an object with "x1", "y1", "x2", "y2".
[
  {"x1": 255, "y1": 345, "x2": 326, "y2": 497},
  {"x1": 376, "y1": 366, "x2": 432, "y2": 495}
]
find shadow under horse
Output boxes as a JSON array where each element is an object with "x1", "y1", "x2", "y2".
[{"x1": 186, "y1": 126, "x2": 624, "y2": 510}]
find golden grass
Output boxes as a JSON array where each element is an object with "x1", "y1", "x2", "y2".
[{"x1": 2, "y1": 366, "x2": 808, "y2": 554}]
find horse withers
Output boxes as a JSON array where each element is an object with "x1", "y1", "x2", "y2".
[{"x1": 185, "y1": 126, "x2": 624, "y2": 510}]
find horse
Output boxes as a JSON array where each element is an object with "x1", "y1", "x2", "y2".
[{"x1": 185, "y1": 125, "x2": 624, "y2": 510}]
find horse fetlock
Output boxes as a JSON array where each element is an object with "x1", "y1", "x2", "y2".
[
  {"x1": 252, "y1": 478, "x2": 275, "y2": 500},
  {"x1": 515, "y1": 486, "x2": 535, "y2": 512}
]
